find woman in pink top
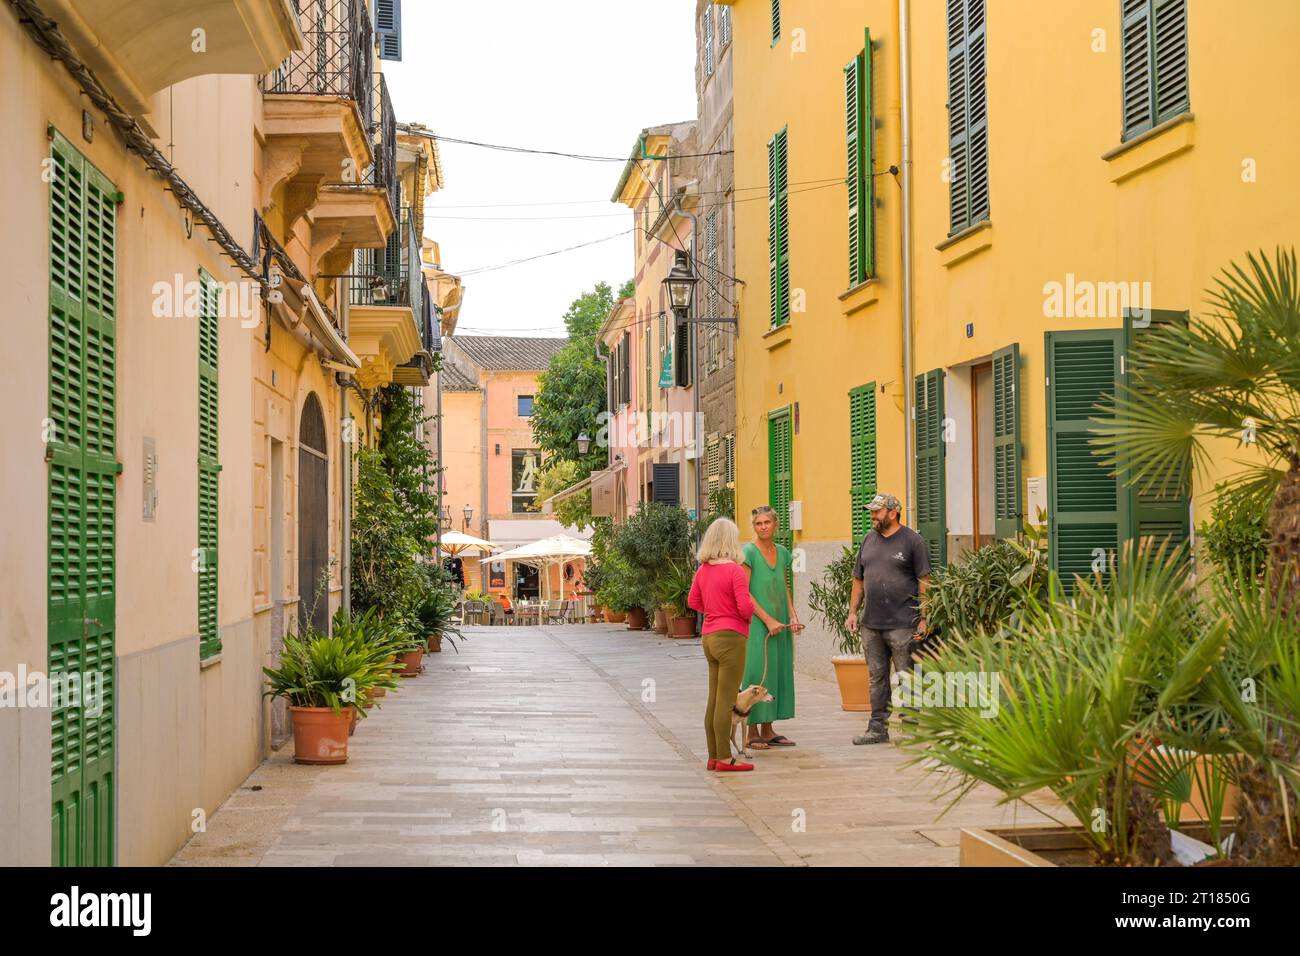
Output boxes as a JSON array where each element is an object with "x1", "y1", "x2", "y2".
[{"x1": 688, "y1": 518, "x2": 786, "y2": 772}]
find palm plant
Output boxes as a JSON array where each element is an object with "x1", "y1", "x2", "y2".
[
  {"x1": 899, "y1": 544, "x2": 1233, "y2": 865},
  {"x1": 655, "y1": 560, "x2": 696, "y2": 618},
  {"x1": 262, "y1": 630, "x2": 392, "y2": 714},
  {"x1": 1096, "y1": 247, "x2": 1300, "y2": 608},
  {"x1": 808, "y1": 545, "x2": 860, "y2": 655},
  {"x1": 415, "y1": 586, "x2": 463, "y2": 652}
]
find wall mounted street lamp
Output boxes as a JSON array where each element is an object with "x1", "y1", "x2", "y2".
[
  {"x1": 440, "y1": 506, "x2": 452, "y2": 532},
  {"x1": 576, "y1": 433, "x2": 591, "y2": 455},
  {"x1": 462, "y1": 504, "x2": 473, "y2": 530},
  {"x1": 663, "y1": 249, "x2": 698, "y2": 312}
]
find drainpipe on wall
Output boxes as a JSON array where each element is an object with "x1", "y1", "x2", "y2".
[
  {"x1": 899, "y1": 0, "x2": 917, "y2": 527},
  {"x1": 681, "y1": 208, "x2": 702, "y2": 524},
  {"x1": 340, "y1": 377, "x2": 351, "y2": 614}
]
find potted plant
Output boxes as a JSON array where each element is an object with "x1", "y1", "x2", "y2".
[
  {"x1": 263, "y1": 630, "x2": 391, "y2": 765},
  {"x1": 657, "y1": 560, "x2": 698, "y2": 639},
  {"x1": 416, "y1": 586, "x2": 462, "y2": 653},
  {"x1": 808, "y1": 545, "x2": 870, "y2": 711}
]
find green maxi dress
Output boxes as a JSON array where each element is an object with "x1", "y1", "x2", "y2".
[{"x1": 741, "y1": 542, "x2": 794, "y2": 724}]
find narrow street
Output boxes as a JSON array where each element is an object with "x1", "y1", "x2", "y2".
[{"x1": 172, "y1": 626, "x2": 1057, "y2": 867}]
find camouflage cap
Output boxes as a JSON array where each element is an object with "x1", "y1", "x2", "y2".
[{"x1": 866, "y1": 492, "x2": 901, "y2": 512}]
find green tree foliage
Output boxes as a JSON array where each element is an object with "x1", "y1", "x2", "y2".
[
  {"x1": 351, "y1": 446, "x2": 424, "y2": 626},
  {"x1": 531, "y1": 281, "x2": 630, "y2": 482},
  {"x1": 533, "y1": 459, "x2": 592, "y2": 528},
  {"x1": 377, "y1": 384, "x2": 440, "y2": 547}
]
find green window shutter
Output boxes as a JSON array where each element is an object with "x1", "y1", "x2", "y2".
[
  {"x1": 675, "y1": 318, "x2": 691, "y2": 387},
  {"x1": 1122, "y1": 308, "x2": 1191, "y2": 556},
  {"x1": 198, "y1": 272, "x2": 221, "y2": 659},
  {"x1": 768, "y1": 407, "x2": 794, "y2": 550},
  {"x1": 849, "y1": 383, "x2": 878, "y2": 545},
  {"x1": 1121, "y1": 0, "x2": 1154, "y2": 138},
  {"x1": 1152, "y1": 0, "x2": 1190, "y2": 124},
  {"x1": 1046, "y1": 330, "x2": 1125, "y2": 591},
  {"x1": 946, "y1": 0, "x2": 988, "y2": 234},
  {"x1": 914, "y1": 369, "x2": 947, "y2": 569},
  {"x1": 992, "y1": 343, "x2": 1023, "y2": 539},
  {"x1": 771, "y1": 0, "x2": 781, "y2": 46},
  {"x1": 1122, "y1": 0, "x2": 1189, "y2": 140},
  {"x1": 49, "y1": 130, "x2": 118, "y2": 867},
  {"x1": 846, "y1": 30, "x2": 876, "y2": 287},
  {"x1": 767, "y1": 129, "x2": 790, "y2": 327}
]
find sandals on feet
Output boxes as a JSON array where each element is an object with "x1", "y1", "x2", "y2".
[
  {"x1": 746, "y1": 739, "x2": 771, "y2": 750},
  {"x1": 764, "y1": 735, "x2": 797, "y2": 747}
]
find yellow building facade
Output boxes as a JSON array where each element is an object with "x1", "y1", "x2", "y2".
[{"x1": 721, "y1": 0, "x2": 1300, "y2": 677}]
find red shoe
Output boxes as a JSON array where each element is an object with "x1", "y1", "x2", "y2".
[
  {"x1": 713, "y1": 759, "x2": 754, "y2": 772},
  {"x1": 706, "y1": 758, "x2": 717, "y2": 770}
]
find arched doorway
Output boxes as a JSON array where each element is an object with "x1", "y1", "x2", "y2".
[{"x1": 297, "y1": 392, "x2": 330, "y2": 634}]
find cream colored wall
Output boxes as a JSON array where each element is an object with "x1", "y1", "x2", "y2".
[
  {"x1": 0, "y1": 19, "x2": 271, "y2": 864},
  {"x1": 485, "y1": 370, "x2": 545, "y2": 519}
]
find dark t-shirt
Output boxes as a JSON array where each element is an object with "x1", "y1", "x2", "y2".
[{"x1": 852, "y1": 525, "x2": 933, "y2": 629}]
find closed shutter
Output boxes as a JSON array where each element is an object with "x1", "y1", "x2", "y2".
[
  {"x1": 770, "y1": 0, "x2": 781, "y2": 45},
  {"x1": 767, "y1": 128, "x2": 790, "y2": 328},
  {"x1": 1046, "y1": 330, "x2": 1124, "y2": 590},
  {"x1": 705, "y1": 434, "x2": 722, "y2": 498},
  {"x1": 48, "y1": 130, "x2": 118, "y2": 867},
  {"x1": 652, "y1": 462, "x2": 681, "y2": 506},
  {"x1": 849, "y1": 383, "x2": 877, "y2": 545},
  {"x1": 620, "y1": 333, "x2": 631, "y2": 406},
  {"x1": 1122, "y1": 0, "x2": 1189, "y2": 140},
  {"x1": 675, "y1": 318, "x2": 691, "y2": 387},
  {"x1": 1123, "y1": 308, "x2": 1191, "y2": 555},
  {"x1": 705, "y1": 210, "x2": 719, "y2": 369},
  {"x1": 724, "y1": 432, "x2": 736, "y2": 487},
  {"x1": 845, "y1": 30, "x2": 875, "y2": 286},
  {"x1": 946, "y1": 0, "x2": 988, "y2": 234},
  {"x1": 914, "y1": 369, "x2": 947, "y2": 569},
  {"x1": 768, "y1": 407, "x2": 794, "y2": 550},
  {"x1": 992, "y1": 343, "x2": 1023, "y2": 539},
  {"x1": 375, "y1": 0, "x2": 402, "y2": 61},
  {"x1": 720, "y1": 4, "x2": 731, "y2": 47},
  {"x1": 198, "y1": 271, "x2": 221, "y2": 659},
  {"x1": 703, "y1": 6, "x2": 714, "y2": 77}
]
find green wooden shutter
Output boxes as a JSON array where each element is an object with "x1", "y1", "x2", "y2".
[
  {"x1": 992, "y1": 343, "x2": 1022, "y2": 539},
  {"x1": 1122, "y1": 308, "x2": 1190, "y2": 556},
  {"x1": 770, "y1": 0, "x2": 781, "y2": 46},
  {"x1": 1122, "y1": 0, "x2": 1189, "y2": 140},
  {"x1": 1046, "y1": 330, "x2": 1125, "y2": 591},
  {"x1": 1152, "y1": 0, "x2": 1190, "y2": 124},
  {"x1": 767, "y1": 129, "x2": 790, "y2": 327},
  {"x1": 768, "y1": 407, "x2": 794, "y2": 550},
  {"x1": 849, "y1": 383, "x2": 877, "y2": 545},
  {"x1": 914, "y1": 369, "x2": 947, "y2": 569},
  {"x1": 675, "y1": 318, "x2": 691, "y2": 387},
  {"x1": 947, "y1": 0, "x2": 988, "y2": 233},
  {"x1": 198, "y1": 272, "x2": 221, "y2": 659},
  {"x1": 48, "y1": 130, "x2": 117, "y2": 867},
  {"x1": 845, "y1": 31, "x2": 875, "y2": 286}
]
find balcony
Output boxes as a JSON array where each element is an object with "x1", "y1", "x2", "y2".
[
  {"x1": 260, "y1": 0, "x2": 395, "y2": 285},
  {"x1": 348, "y1": 205, "x2": 426, "y2": 388},
  {"x1": 45, "y1": 0, "x2": 302, "y2": 133}
]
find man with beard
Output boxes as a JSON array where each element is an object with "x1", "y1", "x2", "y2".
[{"x1": 843, "y1": 493, "x2": 932, "y2": 745}]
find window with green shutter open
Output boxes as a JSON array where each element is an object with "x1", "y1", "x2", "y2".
[
  {"x1": 198, "y1": 270, "x2": 220, "y2": 659},
  {"x1": 1121, "y1": 0, "x2": 1190, "y2": 141},
  {"x1": 767, "y1": 127, "x2": 790, "y2": 328},
  {"x1": 946, "y1": 0, "x2": 989, "y2": 235},
  {"x1": 845, "y1": 30, "x2": 876, "y2": 287},
  {"x1": 914, "y1": 368, "x2": 947, "y2": 568},
  {"x1": 768, "y1": 407, "x2": 794, "y2": 550},
  {"x1": 992, "y1": 344, "x2": 1023, "y2": 539},
  {"x1": 770, "y1": 0, "x2": 781, "y2": 46}
]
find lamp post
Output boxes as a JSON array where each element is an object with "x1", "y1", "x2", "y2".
[
  {"x1": 663, "y1": 248, "x2": 701, "y2": 519},
  {"x1": 462, "y1": 504, "x2": 473, "y2": 531},
  {"x1": 576, "y1": 433, "x2": 591, "y2": 456}
]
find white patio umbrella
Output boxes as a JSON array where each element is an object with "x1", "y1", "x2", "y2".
[
  {"x1": 480, "y1": 534, "x2": 592, "y2": 602},
  {"x1": 438, "y1": 530, "x2": 499, "y2": 557}
]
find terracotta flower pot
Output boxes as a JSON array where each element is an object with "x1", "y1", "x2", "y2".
[
  {"x1": 427, "y1": 633, "x2": 443, "y2": 653},
  {"x1": 348, "y1": 707, "x2": 359, "y2": 736},
  {"x1": 604, "y1": 608, "x2": 627, "y2": 624},
  {"x1": 370, "y1": 685, "x2": 387, "y2": 699},
  {"x1": 831, "y1": 656, "x2": 871, "y2": 712},
  {"x1": 653, "y1": 608, "x2": 668, "y2": 634},
  {"x1": 625, "y1": 607, "x2": 648, "y2": 630},
  {"x1": 289, "y1": 705, "x2": 351, "y2": 765},
  {"x1": 671, "y1": 615, "x2": 698, "y2": 639},
  {"x1": 397, "y1": 648, "x2": 424, "y2": 677}
]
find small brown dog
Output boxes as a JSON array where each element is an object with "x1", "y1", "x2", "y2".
[{"x1": 730, "y1": 684, "x2": 774, "y2": 759}]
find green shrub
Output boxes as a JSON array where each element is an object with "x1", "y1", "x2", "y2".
[
  {"x1": 808, "y1": 545, "x2": 860, "y2": 655},
  {"x1": 1200, "y1": 482, "x2": 1269, "y2": 582},
  {"x1": 923, "y1": 534, "x2": 1050, "y2": 640}
]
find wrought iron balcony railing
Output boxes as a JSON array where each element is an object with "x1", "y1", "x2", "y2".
[
  {"x1": 358, "y1": 74, "x2": 399, "y2": 220},
  {"x1": 350, "y1": 204, "x2": 420, "y2": 310},
  {"x1": 263, "y1": 0, "x2": 374, "y2": 124}
]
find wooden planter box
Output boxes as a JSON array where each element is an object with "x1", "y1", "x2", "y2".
[{"x1": 960, "y1": 820, "x2": 1232, "y2": 867}]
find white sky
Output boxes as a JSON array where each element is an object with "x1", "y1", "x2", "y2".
[{"x1": 382, "y1": 0, "x2": 699, "y2": 338}]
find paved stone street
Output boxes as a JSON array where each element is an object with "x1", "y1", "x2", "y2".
[{"x1": 171, "y1": 624, "x2": 1060, "y2": 867}]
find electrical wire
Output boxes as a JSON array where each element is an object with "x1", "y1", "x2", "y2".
[
  {"x1": 451, "y1": 229, "x2": 635, "y2": 277},
  {"x1": 428, "y1": 132, "x2": 735, "y2": 163},
  {"x1": 424, "y1": 176, "x2": 849, "y2": 209}
]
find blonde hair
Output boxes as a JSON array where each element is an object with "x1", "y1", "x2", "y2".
[{"x1": 697, "y1": 517, "x2": 744, "y2": 564}]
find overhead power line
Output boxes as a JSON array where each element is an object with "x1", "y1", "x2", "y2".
[{"x1": 429, "y1": 133, "x2": 734, "y2": 163}]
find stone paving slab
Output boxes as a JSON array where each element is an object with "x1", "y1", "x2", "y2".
[{"x1": 170, "y1": 624, "x2": 1061, "y2": 867}]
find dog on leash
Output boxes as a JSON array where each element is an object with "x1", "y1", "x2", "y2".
[{"x1": 730, "y1": 684, "x2": 774, "y2": 759}]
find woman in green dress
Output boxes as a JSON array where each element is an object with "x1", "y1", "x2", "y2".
[{"x1": 741, "y1": 505, "x2": 804, "y2": 748}]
